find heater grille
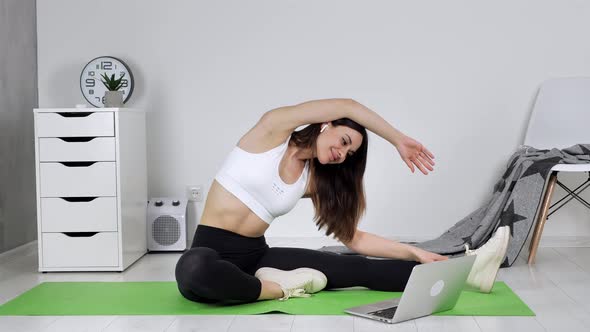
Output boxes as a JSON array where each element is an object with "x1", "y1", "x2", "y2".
[{"x1": 152, "y1": 215, "x2": 181, "y2": 246}]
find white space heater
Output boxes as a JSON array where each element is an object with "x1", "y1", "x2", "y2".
[{"x1": 147, "y1": 197, "x2": 188, "y2": 251}]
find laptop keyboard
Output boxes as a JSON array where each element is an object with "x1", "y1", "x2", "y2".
[{"x1": 368, "y1": 306, "x2": 397, "y2": 318}]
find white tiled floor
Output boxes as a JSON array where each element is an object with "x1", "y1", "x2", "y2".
[{"x1": 1, "y1": 238, "x2": 589, "y2": 332}]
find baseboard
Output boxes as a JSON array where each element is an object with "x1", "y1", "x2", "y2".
[
  {"x1": 539, "y1": 236, "x2": 590, "y2": 247},
  {"x1": 0, "y1": 240, "x2": 37, "y2": 264}
]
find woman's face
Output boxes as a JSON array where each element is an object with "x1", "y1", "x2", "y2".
[{"x1": 316, "y1": 123, "x2": 363, "y2": 164}]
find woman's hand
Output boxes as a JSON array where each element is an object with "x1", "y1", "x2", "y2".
[
  {"x1": 395, "y1": 135, "x2": 435, "y2": 175},
  {"x1": 411, "y1": 246, "x2": 449, "y2": 264}
]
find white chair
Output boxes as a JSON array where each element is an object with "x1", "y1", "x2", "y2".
[{"x1": 524, "y1": 77, "x2": 590, "y2": 264}]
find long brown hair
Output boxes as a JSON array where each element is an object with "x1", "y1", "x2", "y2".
[{"x1": 290, "y1": 118, "x2": 369, "y2": 243}]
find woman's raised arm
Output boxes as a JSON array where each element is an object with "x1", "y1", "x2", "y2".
[
  {"x1": 262, "y1": 98, "x2": 356, "y2": 132},
  {"x1": 264, "y1": 98, "x2": 436, "y2": 174},
  {"x1": 266, "y1": 98, "x2": 404, "y2": 147}
]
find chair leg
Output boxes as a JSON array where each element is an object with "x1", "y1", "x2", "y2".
[{"x1": 528, "y1": 172, "x2": 558, "y2": 265}]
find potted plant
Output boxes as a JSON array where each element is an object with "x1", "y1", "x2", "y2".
[{"x1": 100, "y1": 72, "x2": 126, "y2": 107}]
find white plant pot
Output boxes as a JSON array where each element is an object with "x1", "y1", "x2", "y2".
[{"x1": 104, "y1": 91, "x2": 124, "y2": 107}]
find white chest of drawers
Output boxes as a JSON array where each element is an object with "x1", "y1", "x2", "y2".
[{"x1": 33, "y1": 107, "x2": 147, "y2": 272}]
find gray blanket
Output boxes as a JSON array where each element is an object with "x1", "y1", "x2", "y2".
[{"x1": 320, "y1": 144, "x2": 590, "y2": 267}]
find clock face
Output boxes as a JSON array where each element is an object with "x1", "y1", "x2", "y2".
[{"x1": 80, "y1": 56, "x2": 135, "y2": 107}]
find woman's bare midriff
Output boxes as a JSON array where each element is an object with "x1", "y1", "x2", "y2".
[{"x1": 199, "y1": 180, "x2": 271, "y2": 238}]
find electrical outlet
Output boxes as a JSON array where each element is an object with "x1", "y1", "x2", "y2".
[{"x1": 186, "y1": 185, "x2": 203, "y2": 202}]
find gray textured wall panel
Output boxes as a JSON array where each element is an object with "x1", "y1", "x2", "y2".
[{"x1": 0, "y1": 0, "x2": 38, "y2": 254}]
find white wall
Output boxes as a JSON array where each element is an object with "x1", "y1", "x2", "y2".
[{"x1": 36, "y1": 0, "x2": 590, "y2": 240}]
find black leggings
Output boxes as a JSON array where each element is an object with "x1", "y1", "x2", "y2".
[{"x1": 175, "y1": 224, "x2": 419, "y2": 303}]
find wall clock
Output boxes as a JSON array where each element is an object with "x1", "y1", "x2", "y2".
[{"x1": 80, "y1": 56, "x2": 135, "y2": 107}]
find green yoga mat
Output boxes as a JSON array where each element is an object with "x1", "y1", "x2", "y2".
[{"x1": 0, "y1": 281, "x2": 533, "y2": 316}]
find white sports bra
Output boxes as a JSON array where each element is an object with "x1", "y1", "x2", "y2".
[{"x1": 214, "y1": 136, "x2": 309, "y2": 224}]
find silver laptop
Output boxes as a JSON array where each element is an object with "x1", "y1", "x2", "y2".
[{"x1": 345, "y1": 255, "x2": 476, "y2": 324}]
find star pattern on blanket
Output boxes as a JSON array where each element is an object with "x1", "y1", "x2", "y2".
[
  {"x1": 500, "y1": 256, "x2": 510, "y2": 268},
  {"x1": 496, "y1": 179, "x2": 518, "y2": 194},
  {"x1": 500, "y1": 157, "x2": 520, "y2": 181},
  {"x1": 508, "y1": 180, "x2": 517, "y2": 192},
  {"x1": 495, "y1": 154, "x2": 527, "y2": 193},
  {"x1": 493, "y1": 179, "x2": 505, "y2": 193},
  {"x1": 461, "y1": 225, "x2": 482, "y2": 249},
  {"x1": 579, "y1": 145, "x2": 590, "y2": 156},
  {"x1": 498, "y1": 201, "x2": 527, "y2": 237},
  {"x1": 520, "y1": 156, "x2": 563, "y2": 181}
]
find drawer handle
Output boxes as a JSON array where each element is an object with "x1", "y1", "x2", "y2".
[
  {"x1": 58, "y1": 137, "x2": 97, "y2": 142},
  {"x1": 57, "y1": 112, "x2": 93, "y2": 117},
  {"x1": 59, "y1": 161, "x2": 97, "y2": 167},
  {"x1": 63, "y1": 232, "x2": 98, "y2": 237},
  {"x1": 61, "y1": 197, "x2": 97, "y2": 202}
]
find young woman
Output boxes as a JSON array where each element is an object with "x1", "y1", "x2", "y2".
[{"x1": 175, "y1": 98, "x2": 507, "y2": 303}]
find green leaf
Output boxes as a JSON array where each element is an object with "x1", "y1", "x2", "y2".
[{"x1": 99, "y1": 72, "x2": 126, "y2": 90}]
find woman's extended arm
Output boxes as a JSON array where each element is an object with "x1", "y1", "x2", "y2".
[{"x1": 345, "y1": 229, "x2": 448, "y2": 264}]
